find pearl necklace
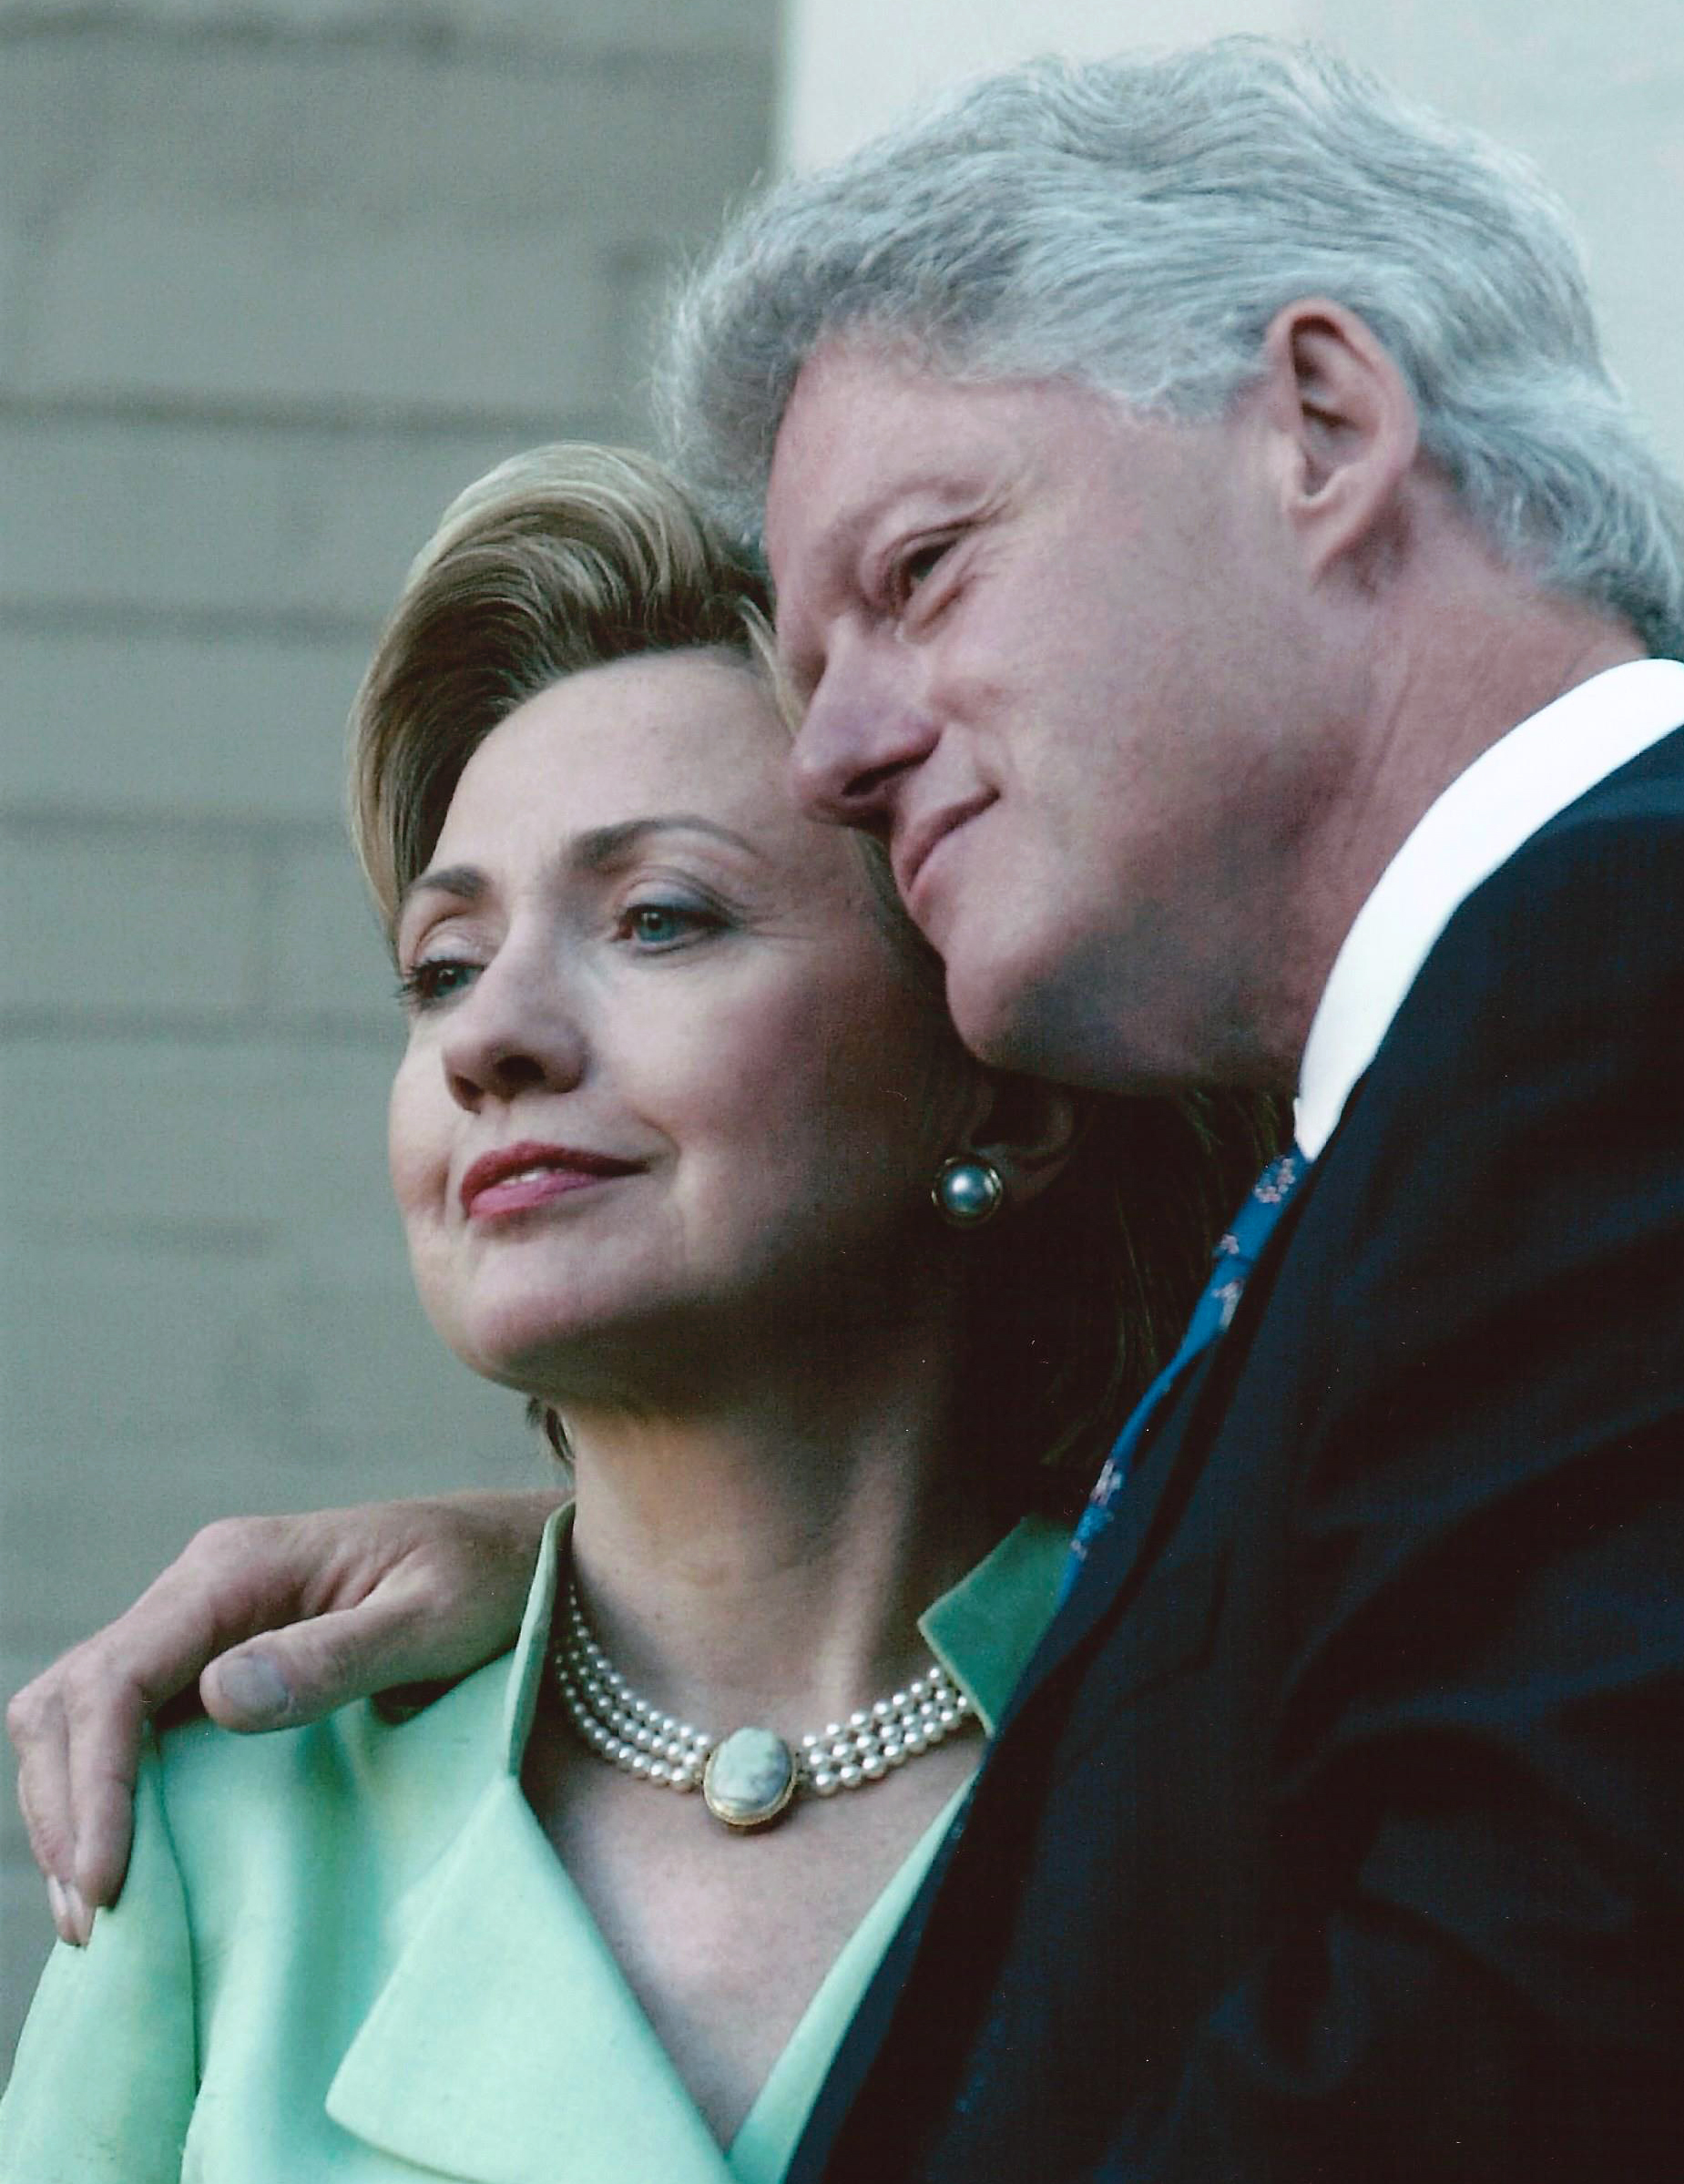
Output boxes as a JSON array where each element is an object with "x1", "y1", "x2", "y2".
[{"x1": 553, "y1": 1578, "x2": 977, "y2": 1832}]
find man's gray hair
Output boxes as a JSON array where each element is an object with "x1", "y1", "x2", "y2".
[{"x1": 658, "y1": 37, "x2": 1684, "y2": 658}]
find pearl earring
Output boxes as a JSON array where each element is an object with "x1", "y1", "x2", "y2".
[{"x1": 932, "y1": 1155, "x2": 1005, "y2": 1228}]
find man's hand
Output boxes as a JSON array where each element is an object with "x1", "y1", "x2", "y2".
[{"x1": 7, "y1": 1488, "x2": 565, "y2": 1946}]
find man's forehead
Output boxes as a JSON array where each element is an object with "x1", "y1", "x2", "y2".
[
  {"x1": 766, "y1": 345, "x2": 914, "y2": 561},
  {"x1": 766, "y1": 342, "x2": 1005, "y2": 579}
]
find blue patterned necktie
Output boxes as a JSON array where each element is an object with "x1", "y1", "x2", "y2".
[{"x1": 1060, "y1": 1148, "x2": 1309, "y2": 1604}]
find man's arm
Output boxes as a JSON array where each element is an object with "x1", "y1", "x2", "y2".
[{"x1": 8, "y1": 1487, "x2": 563, "y2": 1942}]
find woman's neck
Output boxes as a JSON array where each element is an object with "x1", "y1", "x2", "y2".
[{"x1": 553, "y1": 1334, "x2": 1003, "y2": 1743}]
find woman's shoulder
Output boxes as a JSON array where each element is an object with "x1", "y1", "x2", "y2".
[
  {"x1": 0, "y1": 1656, "x2": 529, "y2": 2181},
  {"x1": 156, "y1": 1502, "x2": 567, "y2": 1889},
  {"x1": 155, "y1": 1646, "x2": 518, "y2": 1889}
]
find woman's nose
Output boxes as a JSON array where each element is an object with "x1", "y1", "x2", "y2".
[{"x1": 440, "y1": 948, "x2": 586, "y2": 1112}]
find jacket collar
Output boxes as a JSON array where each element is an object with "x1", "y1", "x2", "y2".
[
  {"x1": 322, "y1": 1505, "x2": 1067, "y2": 2181},
  {"x1": 1295, "y1": 661, "x2": 1684, "y2": 1160},
  {"x1": 919, "y1": 1513, "x2": 1067, "y2": 1732}
]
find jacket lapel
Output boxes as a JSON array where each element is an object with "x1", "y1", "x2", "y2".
[
  {"x1": 326, "y1": 1773, "x2": 734, "y2": 2184},
  {"x1": 786, "y1": 1375, "x2": 1216, "y2": 2184},
  {"x1": 328, "y1": 1507, "x2": 734, "y2": 2184},
  {"x1": 787, "y1": 1352, "x2": 1242, "y2": 2184},
  {"x1": 790, "y1": 1168, "x2": 1322, "y2": 2184},
  {"x1": 994, "y1": 1364, "x2": 1212, "y2": 1731}
]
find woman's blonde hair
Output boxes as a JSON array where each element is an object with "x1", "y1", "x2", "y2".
[
  {"x1": 351, "y1": 442, "x2": 770, "y2": 932},
  {"x1": 352, "y1": 442, "x2": 1280, "y2": 1516}
]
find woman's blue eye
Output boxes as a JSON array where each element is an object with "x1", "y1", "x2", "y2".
[
  {"x1": 396, "y1": 958, "x2": 477, "y2": 1011},
  {"x1": 624, "y1": 903, "x2": 713, "y2": 950}
]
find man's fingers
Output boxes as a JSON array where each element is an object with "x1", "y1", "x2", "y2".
[
  {"x1": 10, "y1": 1681, "x2": 77, "y2": 1935},
  {"x1": 10, "y1": 1659, "x2": 142, "y2": 1936},
  {"x1": 63, "y1": 1751, "x2": 141, "y2": 1932},
  {"x1": 200, "y1": 1592, "x2": 444, "y2": 1732},
  {"x1": 6, "y1": 1494, "x2": 556, "y2": 1938},
  {"x1": 199, "y1": 1507, "x2": 555, "y2": 1731},
  {"x1": 6, "y1": 1516, "x2": 314, "y2": 1915},
  {"x1": 58, "y1": 1650, "x2": 148, "y2": 1917},
  {"x1": 199, "y1": 1648, "x2": 297, "y2": 1730}
]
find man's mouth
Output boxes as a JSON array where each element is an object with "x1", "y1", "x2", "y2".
[{"x1": 894, "y1": 797, "x2": 994, "y2": 915}]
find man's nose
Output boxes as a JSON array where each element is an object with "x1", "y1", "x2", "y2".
[{"x1": 789, "y1": 634, "x2": 939, "y2": 832}]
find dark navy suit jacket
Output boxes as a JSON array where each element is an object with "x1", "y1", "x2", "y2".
[{"x1": 791, "y1": 728, "x2": 1684, "y2": 2182}]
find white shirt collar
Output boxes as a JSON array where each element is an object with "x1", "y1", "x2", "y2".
[{"x1": 1294, "y1": 658, "x2": 1684, "y2": 1160}]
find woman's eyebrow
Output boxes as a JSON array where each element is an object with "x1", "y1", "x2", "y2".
[
  {"x1": 397, "y1": 862, "x2": 485, "y2": 921},
  {"x1": 570, "y1": 815, "x2": 764, "y2": 870},
  {"x1": 399, "y1": 819, "x2": 763, "y2": 924}
]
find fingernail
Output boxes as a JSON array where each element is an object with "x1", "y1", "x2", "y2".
[
  {"x1": 63, "y1": 1882, "x2": 94, "y2": 1947},
  {"x1": 215, "y1": 1652, "x2": 292, "y2": 1725},
  {"x1": 46, "y1": 1874, "x2": 73, "y2": 1945}
]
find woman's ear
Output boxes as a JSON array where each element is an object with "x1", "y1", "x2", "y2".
[{"x1": 954, "y1": 1073, "x2": 1087, "y2": 1212}]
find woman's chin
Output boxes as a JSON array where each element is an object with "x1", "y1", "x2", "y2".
[
  {"x1": 439, "y1": 1299, "x2": 668, "y2": 1407},
  {"x1": 430, "y1": 1305, "x2": 597, "y2": 1396}
]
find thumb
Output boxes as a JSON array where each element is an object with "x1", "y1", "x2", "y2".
[{"x1": 200, "y1": 1597, "x2": 441, "y2": 1730}]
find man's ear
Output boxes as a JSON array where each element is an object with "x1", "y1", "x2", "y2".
[
  {"x1": 1255, "y1": 297, "x2": 1419, "y2": 580},
  {"x1": 955, "y1": 1074, "x2": 1087, "y2": 1211}
]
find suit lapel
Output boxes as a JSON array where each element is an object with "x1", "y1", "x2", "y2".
[
  {"x1": 998, "y1": 1375, "x2": 1210, "y2": 1727},
  {"x1": 997, "y1": 1162, "x2": 1316, "y2": 1736},
  {"x1": 783, "y1": 1327, "x2": 1248, "y2": 2184},
  {"x1": 790, "y1": 1151, "x2": 1325, "y2": 2184}
]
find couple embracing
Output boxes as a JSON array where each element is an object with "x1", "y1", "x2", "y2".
[{"x1": 6, "y1": 38, "x2": 1682, "y2": 2184}]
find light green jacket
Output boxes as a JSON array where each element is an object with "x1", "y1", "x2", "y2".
[{"x1": 0, "y1": 1512, "x2": 1064, "y2": 2182}]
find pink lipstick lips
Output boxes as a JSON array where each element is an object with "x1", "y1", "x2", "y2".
[{"x1": 459, "y1": 1140, "x2": 639, "y2": 1220}]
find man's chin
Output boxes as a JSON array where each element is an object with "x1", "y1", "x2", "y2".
[
  {"x1": 945, "y1": 950, "x2": 1176, "y2": 1095},
  {"x1": 944, "y1": 951, "x2": 1076, "y2": 1080}
]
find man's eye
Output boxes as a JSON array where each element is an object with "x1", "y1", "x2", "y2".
[
  {"x1": 894, "y1": 538, "x2": 954, "y2": 601},
  {"x1": 396, "y1": 958, "x2": 478, "y2": 1011}
]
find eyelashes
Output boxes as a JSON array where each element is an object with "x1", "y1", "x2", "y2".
[
  {"x1": 892, "y1": 536, "x2": 955, "y2": 601},
  {"x1": 396, "y1": 896, "x2": 728, "y2": 1015},
  {"x1": 395, "y1": 957, "x2": 478, "y2": 1013},
  {"x1": 881, "y1": 529, "x2": 969, "y2": 628},
  {"x1": 615, "y1": 900, "x2": 724, "y2": 951}
]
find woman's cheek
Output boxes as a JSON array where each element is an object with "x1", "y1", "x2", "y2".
[{"x1": 387, "y1": 1060, "x2": 444, "y2": 1219}]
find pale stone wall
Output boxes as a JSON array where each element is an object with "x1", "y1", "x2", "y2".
[{"x1": 0, "y1": 0, "x2": 776, "y2": 2067}]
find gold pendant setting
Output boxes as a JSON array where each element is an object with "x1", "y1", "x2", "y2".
[{"x1": 701, "y1": 1728, "x2": 799, "y2": 1831}]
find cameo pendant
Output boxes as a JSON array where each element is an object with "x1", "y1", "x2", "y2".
[{"x1": 701, "y1": 1726, "x2": 798, "y2": 1831}]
